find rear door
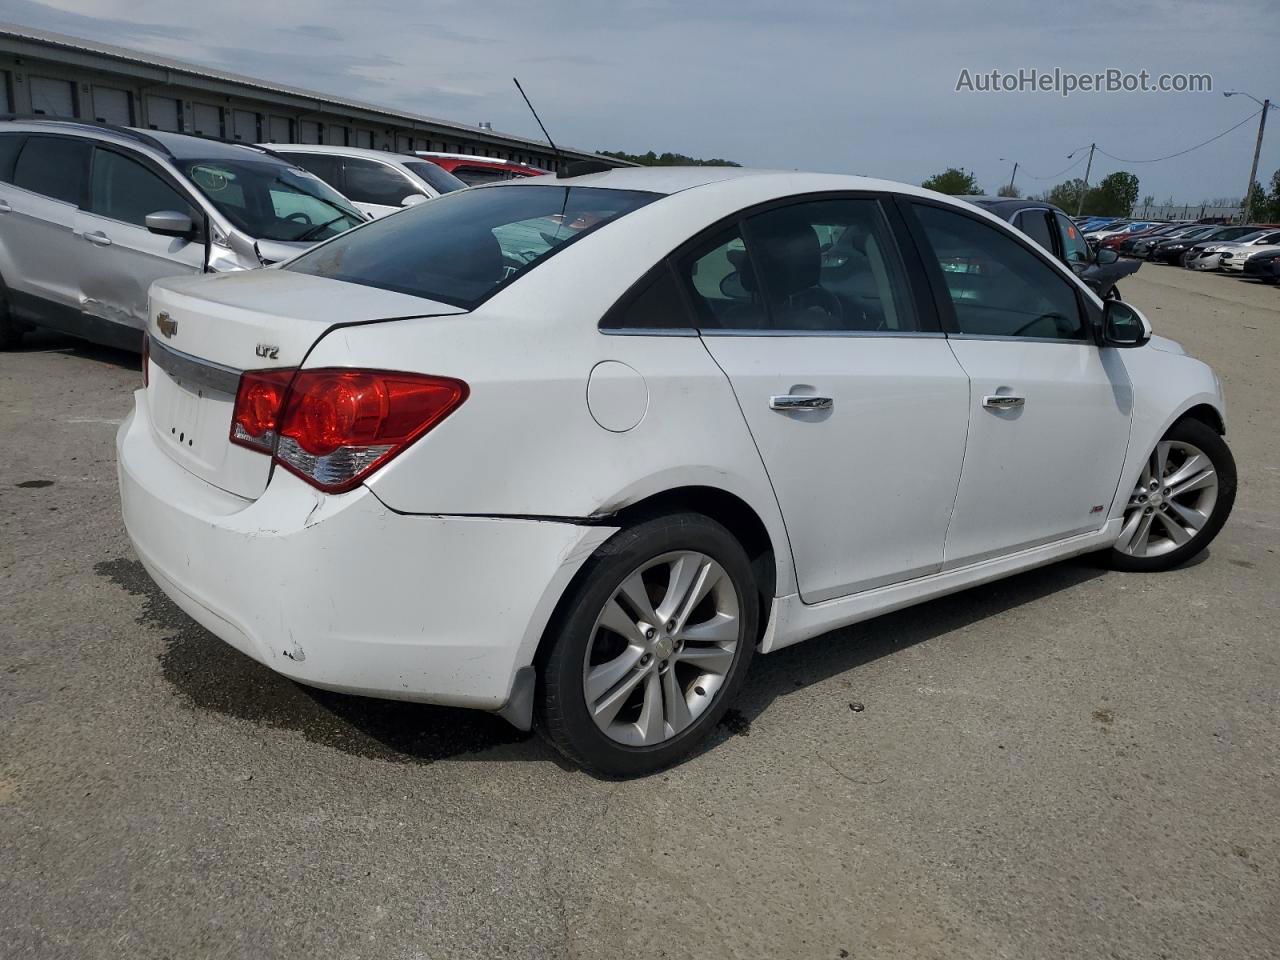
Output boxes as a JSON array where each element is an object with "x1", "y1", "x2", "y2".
[
  {"x1": 0, "y1": 134, "x2": 91, "y2": 323},
  {"x1": 905, "y1": 199, "x2": 1132, "y2": 567},
  {"x1": 76, "y1": 145, "x2": 206, "y2": 332},
  {"x1": 681, "y1": 195, "x2": 971, "y2": 602}
]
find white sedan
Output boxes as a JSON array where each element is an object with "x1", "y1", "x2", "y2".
[{"x1": 117, "y1": 167, "x2": 1237, "y2": 776}]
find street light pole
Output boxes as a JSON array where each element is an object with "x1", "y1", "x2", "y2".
[{"x1": 1224, "y1": 91, "x2": 1276, "y2": 223}]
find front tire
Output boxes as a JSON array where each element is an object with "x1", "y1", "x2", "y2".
[
  {"x1": 1109, "y1": 417, "x2": 1236, "y2": 572},
  {"x1": 536, "y1": 513, "x2": 758, "y2": 777},
  {"x1": 0, "y1": 288, "x2": 23, "y2": 350}
]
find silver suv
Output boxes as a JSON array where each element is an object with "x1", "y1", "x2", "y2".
[
  {"x1": 0, "y1": 119, "x2": 366, "y2": 351},
  {"x1": 268, "y1": 145, "x2": 466, "y2": 219}
]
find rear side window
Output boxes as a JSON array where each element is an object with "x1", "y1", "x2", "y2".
[
  {"x1": 89, "y1": 149, "x2": 195, "y2": 227},
  {"x1": 342, "y1": 157, "x2": 419, "y2": 206},
  {"x1": 600, "y1": 265, "x2": 691, "y2": 331},
  {"x1": 1054, "y1": 211, "x2": 1091, "y2": 265},
  {"x1": 913, "y1": 202, "x2": 1085, "y2": 340},
  {"x1": 12, "y1": 136, "x2": 90, "y2": 204},
  {"x1": 0, "y1": 133, "x2": 25, "y2": 182},
  {"x1": 281, "y1": 153, "x2": 341, "y2": 187},
  {"x1": 288, "y1": 185, "x2": 657, "y2": 308},
  {"x1": 1013, "y1": 210, "x2": 1056, "y2": 255}
]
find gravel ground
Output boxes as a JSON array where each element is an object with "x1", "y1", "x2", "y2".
[{"x1": 1, "y1": 264, "x2": 1277, "y2": 959}]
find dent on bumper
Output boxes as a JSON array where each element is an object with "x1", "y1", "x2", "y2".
[{"x1": 116, "y1": 391, "x2": 617, "y2": 711}]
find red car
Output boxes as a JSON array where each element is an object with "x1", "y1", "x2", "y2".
[{"x1": 414, "y1": 151, "x2": 549, "y2": 186}]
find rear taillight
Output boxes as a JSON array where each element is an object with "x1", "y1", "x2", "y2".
[
  {"x1": 229, "y1": 368, "x2": 468, "y2": 493},
  {"x1": 141, "y1": 333, "x2": 150, "y2": 388}
]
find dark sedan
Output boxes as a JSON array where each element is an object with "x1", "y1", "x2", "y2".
[
  {"x1": 1149, "y1": 226, "x2": 1226, "y2": 264},
  {"x1": 963, "y1": 196, "x2": 1138, "y2": 299},
  {"x1": 1242, "y1": 249, "x2": 1280, "y2": 283},
  {"x1": 1121, "y1": 223, "x2": 1196, "y2": 257}
]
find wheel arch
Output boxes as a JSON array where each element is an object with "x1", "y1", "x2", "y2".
[{"x1": 1177, "y1": 402, "x2": 1226, "y2": 436}]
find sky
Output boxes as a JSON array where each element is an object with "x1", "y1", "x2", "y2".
[{"x1": 3, "y1": 0, "x2": 1279, "y2": 203}]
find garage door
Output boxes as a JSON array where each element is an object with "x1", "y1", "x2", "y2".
[
  {"x1": 325, "y1": 124, "x2": 347, "y2": 146},
  {"x1": 267, "y1": 115, "x2": 292, "y2": 143},
  {"x1": 354, "y1": 128, "x2": 374, "y2": 149},
  {"x1": 145, "y1": 95, "x2": 181, "y2": 131},
  {"x1": 299, "y1": 120, "x2": 322, "y2": 144},
  {"x1": 232, "y1": 110, "x2": 259, "y2": 142},
  {"x1": 191, "y1": 104, "x2": 222, "y2": 137},
  {"x1": 30, "y1": 76, "x2": 76, "y2": 117},
  {"x1": 93, "y1": 86, "x2": 132, "y2": 125}
]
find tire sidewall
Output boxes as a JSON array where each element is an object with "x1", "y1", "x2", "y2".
[{"x1": 538, "y1": 513, "x2": 758, "y2": 777}]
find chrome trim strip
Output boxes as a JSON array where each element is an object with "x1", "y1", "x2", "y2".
[
  {"x1": 599, "y1": 327, "x2": 699, "y2": 337},
  {"x1": 697, "y1": 329, "x2": 945, "y2": 339},
  {"x1": 946, "y1": 333, "x2": 1090, "y2": 345},
  {"x1": 149, "y1": 338, "x2": 243, "y2": 395}
]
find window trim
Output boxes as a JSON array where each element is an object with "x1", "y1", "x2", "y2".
[
  {"x1": 85, "y1": 143, "x2": 206, "y2": 234},
  {"x1": 899, "y1": 196, "x2": 1095, "y2": 345},
  {"x1": 600, "y1": 190, "x2": 943, "y2": 338}
]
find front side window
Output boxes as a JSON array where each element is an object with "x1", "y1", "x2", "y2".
[
  {"x1": 12, "y1": 135, "x2": 89, "y2": 204},
  {"x1": 0, "y1": 133, "x2": 24, "y2": 183},
  {"x1": 287, "y1": 185, "x2": 657, "y2": 307},
  {"x1": 914, "y1": 203, "x2": 1085, "y2": 340},
  {"x1": 89, "y1": 149, "x2": 195, "y2": 227},
  {"x1": 342, "y1": 157, "x2": 420, "y2": 206},
  {"x1": 1054, "y1": 211, "x2": 1091, "y2": 265},
  {"x1": 178, "y1": 158, "x2": 364, "y2": 242}
]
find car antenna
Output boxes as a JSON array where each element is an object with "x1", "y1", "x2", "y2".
[{"x1": 513, "y1": 77, "x2": 565, "y2": 173}]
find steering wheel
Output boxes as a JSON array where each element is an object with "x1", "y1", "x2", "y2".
[{"x1": 285, "y1": 212, "x2": 313, "y2": 226}]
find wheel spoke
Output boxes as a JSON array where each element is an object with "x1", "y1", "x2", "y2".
[
  {"x1": 635, "y1": 672, "x2": 665, "y2": 744},
  {"x1": 585, "y1": 644, "x2": 645, "y2": 703},
  {"x1": 591, "y1": 665, "x2": 648, "y2": 728},
  {"x1": 618, "y1": 572, "x2": 659, "y2": 627},
  {"x1": 1164, "y1": 499, "x2": 1207, "y2": 532},
  {"x1": 1130, "y1": 512, "x2": 1156, "y2": 556},
  {"x1": 678, "y1": 612, "x2": 738, "y2": 646},
  {"x1": 661, "y1": 668, "x2": 693, "y2": 736},
  {"x1": 598, "y1": 598, "x2": 647, "y2": 646},
  {"x1": 1170, "y1": 465, "x2": 1215, "y2": 499},
  {"x1": 676, "y1": 643, "x2": 735, "y2": 675},
  {"x1": 1164, "y1": 453, "x2": 1207, "y2": 490},
  {"x1": 1152, "y1": 441, "x2": 1171, "y2": 481},
  {"x1": 1154, "y1": 509, "x2": 1192, "y2": 545},
  {"x1": 657, "y1": 553, "x2": 703, "y2": 624},
  {"x1": 1114, "y1": 508, "x2": 1146, "y2": 553}
]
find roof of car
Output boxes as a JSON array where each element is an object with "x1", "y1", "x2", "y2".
[
  {"x1": 489, "y1": 165, "x2": 804, "y2": 195},
  {"x1": 124, "y1": 127, "x2": 283, "y2": 161},
  {"x1": 414, "y1": 150, "x2": 545, "y2": 168},
  {"x1": 264, "y1": 143, "x2": 420, "y2": 164}
]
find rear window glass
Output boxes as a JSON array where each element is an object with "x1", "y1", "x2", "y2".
[{"x1": 287, "y1": 185, "x2": 659, "y2": 308}]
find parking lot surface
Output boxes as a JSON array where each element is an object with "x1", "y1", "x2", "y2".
[{"x1": 2, "y1": 265, "x2": 1278, "y2": 959}]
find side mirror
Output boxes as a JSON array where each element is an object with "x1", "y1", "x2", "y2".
[
  {"x1": 401, "y1": 194, "x2": 428, "y2": 208},
  {"x1": 1095, "y1": 246, "x2": 1120, "y2": 265},
  {"x1": 1101, "y1": 299, "x2": 1151, "y2": 348},
  {"x1": 145, "y1": 210, "x2": 195, "y2": 238}
]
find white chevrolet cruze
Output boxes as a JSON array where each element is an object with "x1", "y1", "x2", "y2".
[{"x1": 117, "y1": 167, "x2": 1237, "y2": 776}]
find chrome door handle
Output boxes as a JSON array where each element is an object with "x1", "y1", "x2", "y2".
[
  {"x1": 84, "y1": 231, "x2": 112, "y2": 246},
  {"x1": 0, "y1": 200, "x2": 11, "y2": 213},
  {"x1": 770, "y1": 395, "x2": 833, "y2": 411},
  {"x1": 982, "y1": 394, "x2": 1025, "y2": 409}
]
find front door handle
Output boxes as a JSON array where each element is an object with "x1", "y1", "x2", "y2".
[
  {"x1": 982, "y1": 394, "x2": 1025, "y2": 410},
  {"x1": 84, "y1": 231, "x2": 112, "y2": 247},
  {"x1": 770, "y1": 395, "x2": 833, "y2": 411},
  {"x1": 0, "y1": 200, "x2": 11, "y2": 213}
]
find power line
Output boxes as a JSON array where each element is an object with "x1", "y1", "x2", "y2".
[
  {"x1": 1024, "y1": 154, "x2": 1085, "y2": 181},
  {"x1": 1094, "y1": 109, "x2": 1262, "y2": 164}
]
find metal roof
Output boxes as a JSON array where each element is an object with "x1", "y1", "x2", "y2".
[{"x1": 0, "y1": 21, "x2": 630, "y2": 165}]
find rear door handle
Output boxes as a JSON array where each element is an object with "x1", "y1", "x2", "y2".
[
  {"x1": 770, "y1": 395, "x2": 833, "y2": 411},
  {"x1": 84, "y1": 231, "x2": 112, "y2": 247},
  {"x1": 982, "y1": 394, "x2": 1025, "y2": 409}
]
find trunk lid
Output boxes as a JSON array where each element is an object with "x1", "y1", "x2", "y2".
[{"x1": 145, "y1": 270, "x2": 465, "y2": 499}]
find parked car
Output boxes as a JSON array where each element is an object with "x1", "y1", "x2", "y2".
[
  {"x1": 1184, "y1": 228, "x2": 1280, "y2": 270},
  {"x1": 966, "y1": 196, "x2": 1139, "y2": 299},
  {"x1": 1077, "y1": 216, "x2": 1121, "y2": 233},
  {"x1": 1148, "y1": 226, "x2": 1226, "y2": 263},
  {"x1": 1122, "y1": 223, "x2": 1197, "y2": 257},
  {"x1": 0, "y1": 118, "x2": 366, "y2": 351},
  {"x1": 268, "y1": 144, "x2": 466, "y2": 218},
  {"x1": 1098, "y1": 222, "x2": 1166, "y2": 249},
  {"x1": 1088, "y1": 221, "x2": 1157, "y2": 242},
  {"x1": 1222, "y1": 238, "x2": 1280, "y2": 272},
  {"x1": 1241, "y1": 248, "x2": 1280, "y2": 282},
  {"x1": 414, "y1": 151, "x2": 549, "y2": 186},
  {"x1": 118, "y1": 168, "x2": 1236, "y2": 776}
]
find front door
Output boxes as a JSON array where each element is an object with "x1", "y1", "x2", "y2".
[
  {"x1": 678, "y1": 196, "x2": 971, "y2": 602},
  {"x1": 907, "y1": 200, "x2": 1133, "y2": 567}
]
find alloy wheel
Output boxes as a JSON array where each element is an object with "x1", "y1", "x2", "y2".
[
  {"x1": 582, "y1": 550, "x2": 740, "y2": 746},
  {"x1": 1115, "y1": 439, "x2": 1219, "y2": 558}
]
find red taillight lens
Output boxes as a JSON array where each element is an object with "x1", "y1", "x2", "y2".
[
  {"x1": 141, "y1": 333, "x2": 150, "y2": 388},
  {"x1": 230, "y1": 369, "x2": 295, "y2": 453},
  {"x1": 229, "y1": 368, "x2": 468, "y2": 493}
]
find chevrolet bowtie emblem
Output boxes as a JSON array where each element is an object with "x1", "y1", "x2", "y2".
[{"x1": 156, "y1": 312, "x2": 177, "y2": 339}]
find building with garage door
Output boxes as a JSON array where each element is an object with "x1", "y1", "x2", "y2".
[{"x1": 0, "y1": 22, "x2": 629, "y2": 173}]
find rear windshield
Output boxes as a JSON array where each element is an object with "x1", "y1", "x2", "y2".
[
  {"x1": 402, "y1": 160, "x2": 466, "y2": 194},
  {"x1": 287, "y1": 184, "x2": 659, "y2": 308}
]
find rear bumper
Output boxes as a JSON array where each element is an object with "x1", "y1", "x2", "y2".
[{"x1": 117, "y1": 389, "x2": 616, "y2": 712}]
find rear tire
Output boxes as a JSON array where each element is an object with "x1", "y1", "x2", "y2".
[
  {"x1": 0, "y1": 287, "x2": 23, "y2": 350},
  {"x1": 1108, "y1": 417, "x2": 1236, "y2": 572},
  {"x1": 536, "y1": 513, "x2": 757, "y2": 777}
]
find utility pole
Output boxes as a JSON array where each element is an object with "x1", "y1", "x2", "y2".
[
  {"x1": 1075, "y1": 143, "x2": 1096, "y2": 217},
  {"x1": 1224, "y1": 91, "x2": 1276, "y2": 223},
  {"x1": 1000, "y1": 157, "x2": 1018, "y2": 195}
]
